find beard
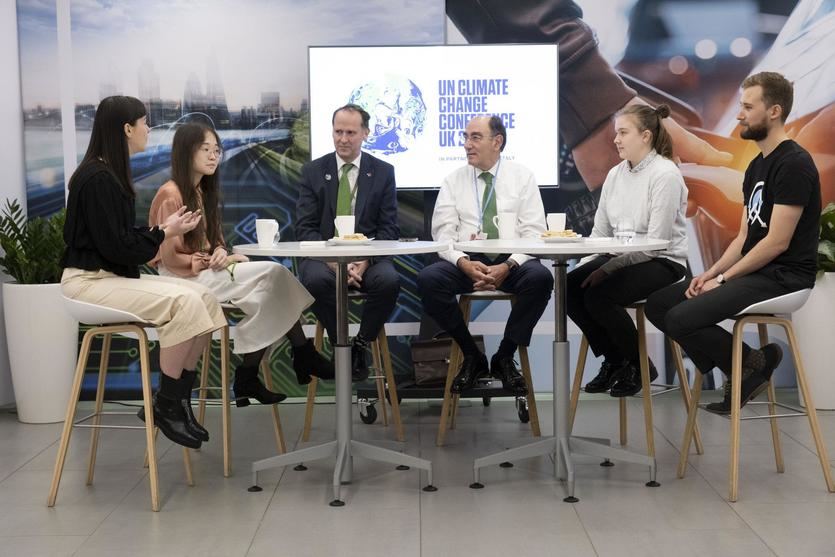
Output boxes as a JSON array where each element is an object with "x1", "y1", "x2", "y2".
[{"x1": 740, "y1": 121, "x2": 769, "y2": 141}]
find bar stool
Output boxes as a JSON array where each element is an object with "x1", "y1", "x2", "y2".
[
  {"x1": 436, "y1": 290, "x2": 541, "y2": 447},
  {"x1": 301, "y1": 291, "x2": 403, "y2": 442},
  {"x1": 194, "y1": 303, "x2": 286, "y2": 477},
  {"x1": 49, "y1": 297, "x2": 190, "y2": 512},
  {"x1": 568, "y1": 300, "x2": 704, "y2": 458},
  {"x1": 677, "y1": 288, "x2": 834, "y2": 501}
]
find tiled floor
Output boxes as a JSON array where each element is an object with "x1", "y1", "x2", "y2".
[{"x1": 1, "y1": 388, "x2": 834, "y2": 556}]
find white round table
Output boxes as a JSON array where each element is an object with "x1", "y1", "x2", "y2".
[
  {"x1": 452, "y1": 237, "x2": 669, "y2": 501},
  {"x1": 234, "y1": 240, "x2": 447, "y2": 505}
]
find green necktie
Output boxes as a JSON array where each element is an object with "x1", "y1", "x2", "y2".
[
  {"x1": 480, "y1": 171, "x2": 498, "y2": 239},
  {"x1": 336, "y1": 163, "x2": 355, "y2": 216}
]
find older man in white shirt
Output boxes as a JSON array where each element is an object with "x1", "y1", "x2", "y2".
[{"x1": 417, "y1": 115, "x2": 553, "y2": 395}]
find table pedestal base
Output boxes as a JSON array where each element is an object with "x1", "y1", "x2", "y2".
[
  {"x1": 470, "y1": 339, "x2": 658, "y2": 501},
  {"x1": 249, "y1": 344, "x2": 435, "y2": 505}
]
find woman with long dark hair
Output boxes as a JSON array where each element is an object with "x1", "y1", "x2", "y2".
[
  {"x1": 566, "y1": 104, "x2": 689, "y2": 397},
  {"x1": 61, "y1": 96, "x2": 227, "y2": 449},
  {"x1": 149, "y1": 123, "x2": 333, "y2": 406}
]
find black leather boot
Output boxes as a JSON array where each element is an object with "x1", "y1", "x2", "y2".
[
  {"x1": 233, "y1": 364, "x2": 287, "y2": 407},
  {"x1": 138, "y1": 392, "x2": 202, "y2": 449},
  {"x1": 609, "y1": 360, "x2": 659, "y2": 398},
  {"x1": 292, "y1": 339, "x2": 335, "y2": 384},
  {"x1": 583, "y1": 360, "x2": 628, "y2": 394},
  {"x1": 179, "y1": 370, "x2": 209, "y2": 442}
]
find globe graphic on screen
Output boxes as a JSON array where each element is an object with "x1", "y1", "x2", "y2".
[{"x1": 348, "y1": 76, "x2": 426, "y2": 155}]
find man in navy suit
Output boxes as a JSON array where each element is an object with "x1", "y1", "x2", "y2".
[{"x1": 295, "y1": 104, "x2": 400, "y2": 381}]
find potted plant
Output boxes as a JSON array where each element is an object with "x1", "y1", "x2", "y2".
[
  {"x1": 0, "y1": 199, "x2": 78, "y2": 423},
  {"x1": 793, "y1": 202, "x2": 835, "y2": 409}
]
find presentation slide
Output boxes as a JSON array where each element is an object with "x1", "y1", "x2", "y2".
[{"x1": 309, "y1": 44, "x2": 559, "y2": 189}]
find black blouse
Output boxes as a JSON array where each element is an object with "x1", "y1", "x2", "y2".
[{"x1": 61, "y1": 161, "x2": 164, "y2": 279}]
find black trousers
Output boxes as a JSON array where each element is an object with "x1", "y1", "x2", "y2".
[
  {"x1": 566, "y1": 255, "x2": 685, "y2": 364},
  {"x1": 645, "y1": 271, "x2": 793, "y2": 376},
  {"x1": 416, "y1": 257, "x2": 554, "y2": 349},
  {"x1": 298, "y1": 258, "x2": 400, "y2": 342}
]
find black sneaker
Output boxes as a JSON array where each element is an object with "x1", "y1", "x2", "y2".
[
  {"x1": 705, "y1": 344, "x2": 783, "y2": 415},
  {"x1": 583, "y1": 359, "x2": 628, "y2": 394}
]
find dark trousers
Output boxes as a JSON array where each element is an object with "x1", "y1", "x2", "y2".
[
  {"x1": 298, "y1": 258, "x2": 400, "y2": 342},
  {"x1": 645, "y1": 272, "x2": 792, "y2": 376},
  {"x1": 566, "y1": 255, "x2": 685, "y2": 364},
  {"x1": 416, "y1": 258, "x2": 554, "y2": 350}
]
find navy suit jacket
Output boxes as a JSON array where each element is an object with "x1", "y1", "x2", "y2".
[{"x1": 295, "y1": 151, "x2": 399, "y2": 241}]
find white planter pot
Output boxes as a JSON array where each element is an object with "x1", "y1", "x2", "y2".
[
  {"x1": 792, "y1": 273, "x2": 835, "y2": 410},
  {"x1": 2, "y1": 282, "x2": 78, "y2": 423}
]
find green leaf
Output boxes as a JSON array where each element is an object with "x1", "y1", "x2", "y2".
[{"x1": 0, "y1": 199, "x2": 66, "y2": 284}]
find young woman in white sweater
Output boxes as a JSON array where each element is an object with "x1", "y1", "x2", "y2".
[{"x1": 566, "y1": 104, "x2": 688, "y2": 397}]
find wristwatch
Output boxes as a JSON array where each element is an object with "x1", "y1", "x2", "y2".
[
  {"x1": 716, "y1": 273, "x2": 726, "y2": 285},
  {"x1": 504, "y1": 259, "x2": 518, "y2": 270}
]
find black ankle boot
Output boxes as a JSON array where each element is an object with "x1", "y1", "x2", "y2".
[
  {"x1": 233, "y1": 365, "x2": 287, "y2": 407},
  {"x1": 292, "y1": 339, "x2": 335, "y2": 384},
  {"x1": 609, "y1": 360, "x2": 659, "y2": 398},
  {"x1": 137, "y1": 392, "x2": 202, "y2": 449},
  {"x1": 179, "y1": 370, "x2": 209, "y2": 442}
]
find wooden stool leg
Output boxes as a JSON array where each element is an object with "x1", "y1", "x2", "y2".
[
  {"x1": 302, "y1": 323, "x2": 325, "y2": 442},
  {"x1": 261, "y1": 353, "x2": 286, "y2": 454},
  {"x1": 518, "y1": 346, "x2": 540, "y2": 436},
  {"x1": 182, "y1": 447, "x2": 194, "y2": 486},
  {"x1": 450, "y1": 394, "x2": 460, "y2": 430},
  {"x1": 48, "y1": 328, "x2": 96, "y2": 507},
  {"x1": 136, "y1": 329, "x2": 161, "y2": 511},
  {"x1": 197, "y1": 342, "x2": 211, "y2": 425},
  {"x1": 219, "y1": 326, "x2": 231, "y2": 477},
  {"x1": 729, "y1": 320, "x2": 746, "y2": 502},
  {"x1": 669, "y1": 338, "x2": 704, "y2": 455},
  {"x1": 568, "y1": 335, "x2": 589, "y2": 435},
  {"x1": 378, "y1": 332, "x2": 404, "y2": 442},
  {"x1": 86, "y1": 333, "x2": 111, "y2": 486},
  {"x1": 371, "y1": 340, "x2": 389, "y2": 426},
  {"x1": 619, "y1": 399, "x2": 628, "y2": 446},
  {"x1": 783, "y1": 321, "x2": 834, "y2": 492},
  {"x1": 677, "y1": 372, "x2": 702, "y2": 478},
  {"x1": 437, "y1": 341, "x2": 461, "y2": 446},
  {"x1": 757, "y1": 324, "x2": 784, "y2": 473},
  {"x1": 637, "y1": 307, "x2": 655, "y2": 457},
  {"x1": 437, "y1": 298, "x2": 470, "y2": 446},
  {"x1": 450, "y1": 298, "x2": 472, "y2": 431}
]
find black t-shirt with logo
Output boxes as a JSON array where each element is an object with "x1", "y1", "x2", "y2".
[{"x1": 741, "y1": 139, "x2": 821, "y2": 290}]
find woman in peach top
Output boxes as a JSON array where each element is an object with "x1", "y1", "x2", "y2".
[{"x1": 150, "y1": 123, "x2": 333, "y2": 407}]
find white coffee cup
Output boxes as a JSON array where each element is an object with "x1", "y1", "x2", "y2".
[
  {"x1": 334, "y1": 215, "x2": 355, "y2": 237},
  {"x1": 546, "y1": 212, "x2": 567, "y2": 231},
  {"x1": 492, "y1": 212, "x2": 518, "y2": 239},
  {"x1": 255, "y1": 219, "x2": 279, "y2": 248}
]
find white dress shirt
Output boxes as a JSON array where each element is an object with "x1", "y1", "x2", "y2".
[
  {"x1": 336, "y1": 152, "x2": 362, "y2": 213},
  {"x1": 432, "y1": 158, "x2": 546, "y2": 266}
]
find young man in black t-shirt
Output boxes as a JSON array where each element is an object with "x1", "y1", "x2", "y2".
[{"x1": 646, "y1": 71, "x2": 821, "y2": 414}]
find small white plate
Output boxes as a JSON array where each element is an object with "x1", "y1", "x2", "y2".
[
  {"x1": 583, "y1": 237, "x2": 617, "y2": 244},
  {"x1": 541, "y1": 235, "x2": 583, "y2": 243},
  {"x1": 327, "y1": 238, "x2": 372, "y2": 246}
]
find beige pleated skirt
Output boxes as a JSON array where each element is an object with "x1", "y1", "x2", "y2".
[
  {"x1": 61, "y1": 268, "x2": 227, "y2": 348},
  {"x1": 158, "y1": 261, "x2": 314, "y2": 354}
]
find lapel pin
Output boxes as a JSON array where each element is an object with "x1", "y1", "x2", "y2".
[
  {"x1": 366, "y1": 172, "x2": 372, "y2": 177},
  {"x1": 324, "y1": 173, "x2": 332, "y2": 180}
]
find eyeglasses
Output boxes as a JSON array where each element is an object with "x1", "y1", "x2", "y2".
[
  {"x1": 460, "y1": 132, "x2": 495, "y2": 144},
  {"x1": 198, "y1": 146, "x2": 222, "y2": 158}
]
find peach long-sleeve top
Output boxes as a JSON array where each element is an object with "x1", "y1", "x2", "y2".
[{"x1": 148, "y1": 181, "x2": 224, "y2": 277}]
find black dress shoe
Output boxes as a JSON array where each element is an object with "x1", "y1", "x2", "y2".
[
  {"x1": 609, "y1": 360, "x2": 659, "y2": 398},
  {"x1": 292, "y1": 339, "x2": 335, "y2": 384},
  {"x1": 705, "y1": 344, "x2": 783, "y2": 415},
  {"x1": 351, "y1": 341, "x2": 369, "y2": 382},
  {"x1": 137, "y1": 393, "x2": 202, "y2": 449},
  {"x1": 233, "y1": 365, "x2": 287, "y2": 407},
  {"x1": 583, "y1": 360, "x2": 628, "y2": 394},
  {"x1": 490, "y1": 354, "x2": 528, "y2": 396},
  {"x1": 451, "y1": 353, "x2": 489, "y2": 393},
  {"x1": 179, "y1": 370, "x2": 209, "y2": 442}
]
